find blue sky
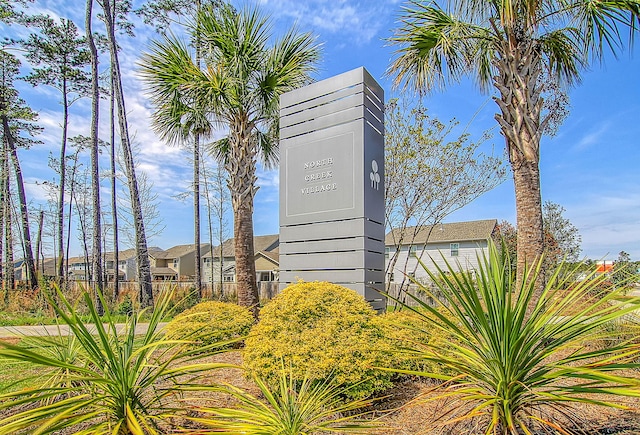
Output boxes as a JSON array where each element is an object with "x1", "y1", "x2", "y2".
[{"x1": 4, "y1": 0, "x2": 640, "y2": 260}]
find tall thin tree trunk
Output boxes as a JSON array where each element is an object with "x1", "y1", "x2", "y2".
[
  {"x1": 200, "y1": 158, "x2": 214, "y2": 289},
  {"x1": 101, "y1": 0, "x2": 153, "y2": 307},
  {"x1": 3, "y1": 114, "x2": 37, "y2": 290},
  {"x1": 0, "y1": 139, "x2": 5, "y2": 293},
  {"x1": 194, "y1": 135, "x2": 202, "y2": 298},
  {"x1": 1, "y1": 142, "x2": 10, "y2": 301},
  {"x1": 65, "y1": 155, "x2": 76, "y2": 282},
  {"x1": 110, "y1": 72, "x2": 119, "y2": 299},
  {"x1": 193, "y1": 14, "x2": 203, "y2": 300},
  {"x1": 3, "y1": 183, "x2": 13, "y2": 300},
  {"x1": 216, "y1": 165, "x2": 225, "y2": 292},
  {"x1": 35, "y1": 210, "x2": 44, "y2": 278},
  {"x1": 56, "y1": 80, "x2": 69, "y2": 287},
  {"x1": 87, "y1": 0, "x2": 104, "y2": 314}
]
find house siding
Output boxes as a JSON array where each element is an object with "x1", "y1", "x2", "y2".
[{"x1": 387, "y1": 241, "x2": 489, "y2": 283}]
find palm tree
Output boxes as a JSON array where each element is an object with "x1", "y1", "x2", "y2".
[
  {"x1": 388, "y1": 0, "x2": 640, "y2": 294},
  {"x1": 140, "y1": 3, "x2": 320, "y2": 316}
]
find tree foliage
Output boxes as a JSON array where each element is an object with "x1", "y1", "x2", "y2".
[
  {"x1": 542, "y1": 200, "x2": 582, "y2": 263},
  {"x1": 385, "y1": 97, "x2": 506, "y2": 289},
  {"x1": 613, "y1": 251, "x2": 638, "y2": 287},
  {"x1": 496, "y1": 201, "x2": 582, "y2": 274}
]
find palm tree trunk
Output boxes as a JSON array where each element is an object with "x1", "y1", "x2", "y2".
[
  {"x1": 493, "y1": 41, "x2": 545, "y2": 298},
  {"x1": 234, "y1": 202, "x2": 258, "y2": 316},
  {"x1": 511, "y1": 157, "x2": 544, "y2": 278},
  {"x1": 229, "y1": 119, "x2": 259, "y2": 318}
]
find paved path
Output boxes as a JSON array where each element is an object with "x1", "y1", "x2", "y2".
[{"x1": 0, "y1": 323, "x2": 166, "y2": 339}]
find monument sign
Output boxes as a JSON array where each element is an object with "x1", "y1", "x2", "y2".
[{"x1": 279, "y1": 67, "x2": 386, "y2": 311}]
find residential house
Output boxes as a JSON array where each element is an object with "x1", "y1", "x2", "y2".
[
  {"x1": 149, "y1": 243, "x2": 211, "y2": 281},
  {"x1": 203, "y1": 234, "x2": 279, "y2": 283},
  {"x1": 385, "y1": 219, "x2": 498, "y2": 283}
]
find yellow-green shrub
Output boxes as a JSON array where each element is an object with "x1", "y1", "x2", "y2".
[
  {"x1": 379, "y1": 308, "x2": 456, "y2": 376},
  {"x1": 165, "y1": 301, "x2": 253, "y2": 348},
  {"x1": 243, "y1": 281, "x2": 393, "y2": 400}
]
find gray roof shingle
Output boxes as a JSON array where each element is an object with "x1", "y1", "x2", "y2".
[{"x1": 385, "y1": 219, "x2": 497, "y2": 245}]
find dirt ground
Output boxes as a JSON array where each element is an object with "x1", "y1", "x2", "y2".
[
  {"x1": 200, "y1": 351, "x2": 640, "y2": 435},
  {"x1": 2, "y1": 342, "x2": 640, "y2": 434}
]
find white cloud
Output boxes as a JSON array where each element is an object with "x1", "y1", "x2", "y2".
[
  {"x1": 256, "y1": 0, "x2": 393, "y2": 45},
  {"x1": 568, "y1": 191, "x2": 640, "y2": 260},
  {"x1": 572, "y1": 122, "x2": 611, "y2": 151}
]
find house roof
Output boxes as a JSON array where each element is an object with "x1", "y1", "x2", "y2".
[
  {"x1": 152, "y1": 243, "x2": 211, "y2": 259},
  {"x1": 257, "y1": 250, "x2": 279, "y2": 265},
  {"x1": 385, "y1": 219, "x2": 498, "y2": 246},
  {"x1": 104, "y1": 247, "x2": 163, "y2": 261},
  {"x1": 205, "y1": 234, "x2": 279, "y2": 259},
  {"x1": 150, "y1": 267, "x2": 178, "y2": 276}
]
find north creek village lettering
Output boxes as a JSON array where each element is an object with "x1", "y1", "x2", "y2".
[{"x1": 301, "y1": 157, "x2": 338, "y2": 195}]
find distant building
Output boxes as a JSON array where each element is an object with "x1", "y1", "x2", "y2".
[
  {"x1": 203, "y1": 235, "x2": 279, "y2": 283},
  {"x1": 596, "y1": 260, "x2": 614, "y2": 274},
  {"x1": 149, "y1": 243, "x2": 211, "y2": 281},
  {"x1": 22, "y1": 221, "x2": 497, "y2": 286},
  {"x1": 385, "y1": 219, "x2": 498, "y2": 283}
]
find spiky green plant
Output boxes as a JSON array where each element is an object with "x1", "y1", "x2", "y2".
[
  {"x1": 186, "y1": 367, "x2": 377, "y2": 434},
  {"x1": 0, "y1": 287, "x2": 232, "y2": 435},
  {"x1": 394, "y1": 242, "x2": 640, "y2": 435}
]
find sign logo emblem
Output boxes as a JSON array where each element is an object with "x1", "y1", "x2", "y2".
[{"x1": 370, "y1": 160, "x2": 380, "y2": 190}]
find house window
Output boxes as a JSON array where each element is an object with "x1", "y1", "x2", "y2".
[
  {"x1": 410, "y1": 245, "x2": 417, "y2": 255},
  {"x1": 173, "y1": 259, "x2": 179, "y2": 267},
  {"x1": 450, "y1": 243, "x2": 459, "y2": 257}
]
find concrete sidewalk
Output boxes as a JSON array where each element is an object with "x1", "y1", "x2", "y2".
[{"x1": 0, "y1": 323, "x2": 165, "y2": 339}]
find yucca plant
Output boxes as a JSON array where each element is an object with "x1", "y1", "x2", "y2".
[
  {"x1": 0, "y1": 286, "x2": 232, "y2": 435},
  {"x1": 394, "y1": 242, "x2": 640, "y2": 435},
  {"x1": 186, "y1": 367, "x2": 377, "y2": 434}
]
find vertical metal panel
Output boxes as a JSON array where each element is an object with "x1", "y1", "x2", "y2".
[{"x1": 279, "y1": 67, "x2": 385, "y2": 311}]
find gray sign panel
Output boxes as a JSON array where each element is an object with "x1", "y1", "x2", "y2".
[{"x1": 279, "y1": 67, "x2": 386, "y2": 311}]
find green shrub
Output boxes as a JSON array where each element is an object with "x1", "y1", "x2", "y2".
[
  {"x1": 243, "y1": 281, "x2": 393, "y2": 400},
  {"x1": 165, "y1": 301, "x2": 253, "y2": 348},
  {"x1": 379, "y1": 308, "x2": 455, "y2": 376},
  {"x1": 115, "y1": 295, "x2": 134, "y2": 316}
]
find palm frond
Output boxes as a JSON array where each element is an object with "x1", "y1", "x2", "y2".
[
  {"x1": 0, "y1": 286, "x2": 230, "y2": 434},
  {"x1": 391, "y1": 241, "x2": 640, "y2": 434},
  {"x1": 567, "y1": 0, "x2": 640, "y2": 60},
  {"x1": 388, "y1": 1, "x2": 494, "y2": 94},
  {"x1": 189, "y1": 367, "x2": 377, "y2": 434}
]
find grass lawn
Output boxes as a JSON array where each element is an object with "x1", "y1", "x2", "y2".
[{"x1": 0, "y1": 339, "x2": 46, "y2": 393}]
